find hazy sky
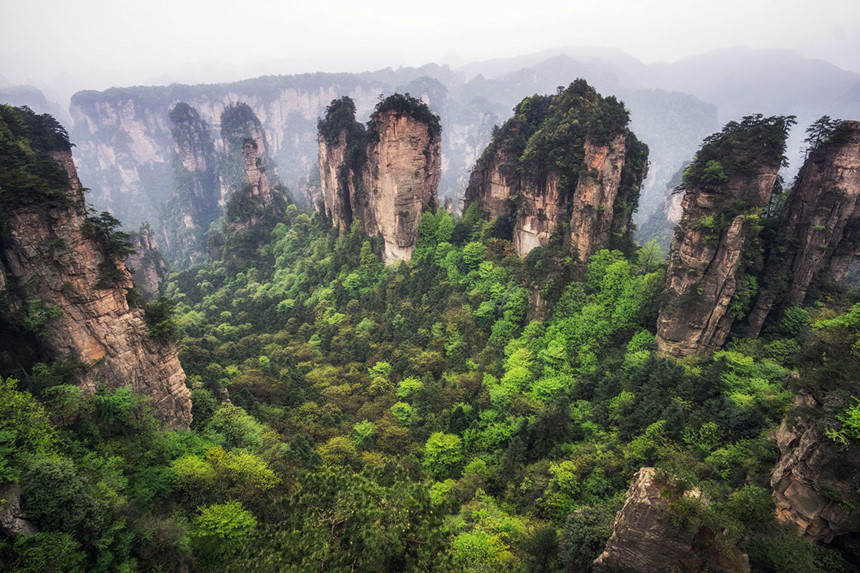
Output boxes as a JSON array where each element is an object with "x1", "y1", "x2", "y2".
[{"x1": 3, "y1": 0, "x2": 859, "y2": 98}]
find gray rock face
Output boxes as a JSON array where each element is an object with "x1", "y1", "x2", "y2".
[
  {"x1": 594, "y1": 468, "x2": 749, "y2": 573},
  {"x1": 0, "y1": 483, "x2": 36, "y2": 537},
  {"x1": 160, "y1": 102, "x2": 221, "y2": 267},
  {"x1": 463, "y1": 83, "x2": 648, "y2": 262},
  {"x1": 127, "y1": 224, "x2": 169, "y2": 301},
  {"x1": 771, "y1": 395, "x2": 860, "y2": 543},
  {"x1": 0, "y1": 149, "x2": 191, "y2": 429},
  {"x1": 747, "y1": 120, "x2": 860, "y2": 337},
  {"x1": 656, "y1": 117, "x2": 790, "y2": 358},
  {"x1": 318, "y1": 101, "x2": 441, "y2": 264}
]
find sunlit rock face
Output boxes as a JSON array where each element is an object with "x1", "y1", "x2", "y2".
[
  {"x1": 0, "y1": 119, "x2": 191, "y2": 428},
  {"x1": 746, "y1": 120, "x2": 860, "y2": 337},
  {"x1": 656, "y1": 116, "x2": 791, "y2": 358},
  {"x1": 464, "y1": 79, "x2": 648, "y2": 261},
  {"x1": 318, "y1": 95, "x2": 441, "y2": 264}
]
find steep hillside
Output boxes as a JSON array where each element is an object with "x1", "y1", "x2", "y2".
[{"x1": 0, "y1": 105, "x2": 191, "y2": 427}]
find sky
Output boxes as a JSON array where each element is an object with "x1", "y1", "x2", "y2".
[{"x1": 2, "y1": 0, "x2": 860, "y2": 101}]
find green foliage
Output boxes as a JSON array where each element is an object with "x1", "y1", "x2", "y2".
[
  {"x1": 144, "y1": 296, "x2": 178, "y2": 342},
  {"x1": 233, "y1": 466, "x2": 452, "y2": 572},
  {"x1": 0, "y1": 105, "x2": 72, "y2": 210},
  {"x1": 803, "y1": 115, "x2": 844, "y2": 157},
  {"x1": 423, "y1": 432, "x2": 464, "y2": 479},
  {"x1": 12, "y1": 532, "x2": 85, "y2": 573},
  {"x1": 369, "y1": 93, "x2": 441, "y2": 140},
  {"x1": 0, "y1": 378, "x2": 56, "y2": 481},
  {"x1": 191, "y1": 500, "x2": 257, "y2": 569},
  {"x1": 682, "y1": 114, "x2": 795, "y2": 189},
  {"x1": 558, "y1": 502, "x2": 617, "y2": 572}
]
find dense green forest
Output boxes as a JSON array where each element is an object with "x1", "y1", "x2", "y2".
[{"x1": 2, "y1": 104, "x2": 860, "y2": 572}]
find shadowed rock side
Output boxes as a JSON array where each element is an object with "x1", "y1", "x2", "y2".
[
  {"x1": 216, "y1": 103, "x2": 289, "y2": 264},
  {"x1": 656, "y1": 116, "x2": 793, "y2": 358},
  {"x1": 160, "y1": 102, "x2": 221, "y2": 267},
  {"x1": 126, "y1": 224, "x2": 169, "y2": 300},
  {"x1": 464, "y1": 79, "x2": 648, "y2": 261},
  {"x1": 593, "y1": 467, "x2": 749, "y2": 573},
  {"x1": 771, "y1": 395, "x2": 860, "y2": 544},
  {"x1": 0, "y1": 109, "x2": 191, "y2": 427},
  {"x1": 318, "y1": 94, "x2": 441, "y2": 264},
  {"x1": 318, "y1": 130, "x2": 354, "y2": 232},
  {"x1": 747, "y1": 120, "x2": 860, "y2": 337}
]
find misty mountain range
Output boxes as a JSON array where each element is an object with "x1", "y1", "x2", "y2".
[{"x1": 3, "y1": 45, "x2": 859, "y2": 238}]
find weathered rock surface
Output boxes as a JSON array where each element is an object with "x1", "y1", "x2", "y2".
[
  {"x1": 464, "y1": 80, "x2": 648, "y2": 261},
  {"x1": 0, "y1": 144, "x2": 191, "y2": 428},
  {"x1": 363, "y1": 111, "x2": 441, "y2": 262},
  {"x1": 656, "y1": 116, "x2": 791, "y2": 357},
  {"x1": 771, "y1": 394, "x2": 860, "y2": 543},
  {"x1": 318, "y1": 130, "x2": 354, "y2": 232},
  {"x1": 0, "y1": 483, "x2": 36, "y2": 538},
  {"x1": 160, "y1": 102, "x2": 221, "y2": 267},
  {"x1": 126, "y1": 224, "x2": 169, "y2": 300},
  {"x1": 318, "y1": 95, "x2": 441, "y2": 263},
  {"x1": 593, "y1": 467, "x2": 749, "y2": 573},
  {"x1": 747, "y1": 120, "x2": 860, "y2": 336}
]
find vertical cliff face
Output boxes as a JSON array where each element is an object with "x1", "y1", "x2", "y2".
[
  {"x1": 219, "y1": 104, "x2": 288, "y2": 264},
  {"x1": 746, "y1": 120, "x2": 860, "y2": 336},
  {"x1": 363, "y1": 109, "x2": 442, "y2": 262},
  {"x1": 317, "y1": 96, "x2": 365, "y2": 233},
  {"x1": 0, "y1": 106, "x2": 191, "y2": 428},
  {"x1": 317, "y1": 94, "x2": 441, "y2": 264},
  {"x1": 656, "y1": 115, "x2": 793, "y2": 358},
  {"x1": 464, "y1": 80, "x2": 649, "y2": 261},
  {"x1": 593, "y1": 467, "x2": 749, "y2": 573},
  {"x1": 771, "y1": 395, "x2": 860, "y2": 544},
  {"x1": 161, "y1": 102, "x2": 220, "y2": 267},
  {"x1": 69, "y1": 79, "x2": 387, "y2": 227},
  {"x1": 127, "y1": 224, "x2": 169, "y2": 301}
]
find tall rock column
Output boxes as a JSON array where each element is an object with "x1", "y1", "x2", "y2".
[
  {"x1": 746, "y1": 120, "x2": 860, "y2": 336},
  {"x1": 161, "y1": 102, "x2": 221, "y2": 268},
  {"x1": 0, "y1": 106, "x2": 191, "y2": 427},
  {"x1": 363, "y1": 107, "x2": 441, "y2": 263},
  {"x1": 656, "y1": 115, "x2": 793, "y2": 358},
  {"x1": 464, "y1": 80, "x2": 648, "y2": 261},
  {"x1": 317, "y1": 94, "x2": 441, "y2": 264}
]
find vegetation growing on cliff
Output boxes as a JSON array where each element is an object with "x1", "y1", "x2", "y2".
[
  {"x1": 369, "y1": 92, "x2": 441, "y2": 141},
  {"x1": 2, "y1": 107, "x2": 859, "y2": 573},
  {"x1": 681, "y1": 114, "x2": 795, "y2": 191},
  {"x1": 0, "y1": 105, "x2": 72, "y2": 209}
]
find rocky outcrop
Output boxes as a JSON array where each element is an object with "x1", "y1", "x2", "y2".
[
  {"x1": 363, "y1": 107, "x2": 442, "y2": 262},
  {"x1": 219, "y1": 105, "x2": 288, "y2": 264},
  {"x1": 656, "y1": 115, "x2": 793, "y2": 358},
  {"x1": 0, "y1": 483, "x2": 36, "y2": 538},
  {"x1": 70, "y1": 78, "x2": 390, "y2": 226},
  {"x1": 126, "y1": 224, "x2": 169, "y2": 300},
  {"x1": 771, "y1": 394, "x2": 860, "y2": 543},
  {"x1": 593, "y1": 467, "x2": 749, "y2": 573},
  {"x1": 318, "y1": 94, "x2": 441, "y2": 263},
  {"x1": 160, "y1": 102, "x2": 221, "y2": 267},
  {"x1": 0, "y1": 107, "x2": 191, "y2": 428},
  {"x1": 747, "y1": 120, "x2": 860, "y2": 336},
  {"x1": 318, "y1": 129, "x2": 354, "y2": 232},
  {"x1": 464, "y1": 80, "x2": 649, "y2": 261}
]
